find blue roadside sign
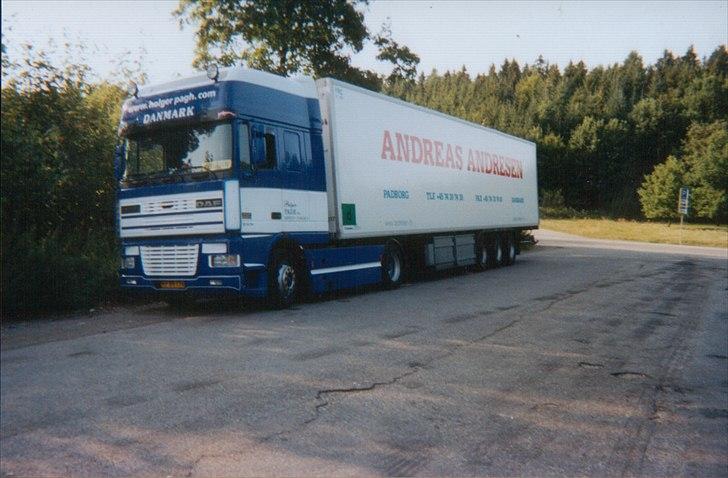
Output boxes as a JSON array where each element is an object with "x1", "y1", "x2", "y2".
[{"x1": 678, "y1": 187, "x2": 690, "y2": 215}]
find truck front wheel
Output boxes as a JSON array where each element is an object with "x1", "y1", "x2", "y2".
[
  {"x1": 269, "y1": 250, "x2": 299, "y2": 308},
  {"x1": 381, "y1": 243, "x2": 404, "y2": 288}
]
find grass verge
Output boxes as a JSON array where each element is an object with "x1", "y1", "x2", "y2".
[{"x1": 539, "y1": 218, "x2": 727, "y2": 248}]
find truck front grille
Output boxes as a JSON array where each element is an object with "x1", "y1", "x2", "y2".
[
  {"x1": 140, "y1": 245, "x2": 199, "y2": 276},
  {"x1": 141, "y1": 198, "x2": 197, "y2": 214}
]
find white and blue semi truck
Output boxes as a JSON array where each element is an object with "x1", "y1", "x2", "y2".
[{"x1": 116, "y1": 66, "x2": 538, "y2": 307}]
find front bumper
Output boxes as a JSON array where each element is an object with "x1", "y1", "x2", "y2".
[
  {"x1": 120, "y1": 274, "x2": 241, "y2": 291},
  {"x1": 118, "y1": 236, "x2": 268, "y2": 298}
]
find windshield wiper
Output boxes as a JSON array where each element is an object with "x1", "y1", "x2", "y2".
[
  {"x1": 125, "y1": 170, "x2": 177, "y2": 186},
  {"x1": 124, "y1": 166, "x2": 223, "y2": 186},
  {"x1": 186, "y1": 165, "x2": 221, "y2": 181},
  {"x1": 167, "y1": 168, "x2": 186, "y2": 183},
  {"x1": 125, "y1": 173, "x2": 154, "y2": 186}
]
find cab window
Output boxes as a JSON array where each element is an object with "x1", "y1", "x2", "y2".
[
  {"x1": 283, "y1": 131, "x2": 302, "y2": 172},
  {"x1": 260, "y1": 129, "x2": 277, "y2": 169},
  {"x1": 238, "y1": 123, "x2": 251, "y2": 170}
]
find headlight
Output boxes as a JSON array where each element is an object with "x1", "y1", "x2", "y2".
[
  {"x1": 209, "y1": 254, "x2": 240, "y2": 268},
  {"x1": 122, "y1": 257, "x2": 135, "y2": 269},
  {"x1": 125, "y1": 246, "x2": 140, "y2": 255}
]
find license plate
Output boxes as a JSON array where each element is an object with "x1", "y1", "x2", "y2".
[{"x1": 159, "y1": 281, "x2": 185, "y2": 289}]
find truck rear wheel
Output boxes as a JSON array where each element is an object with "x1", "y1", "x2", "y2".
[
  {"x1": 269, "y1": 250, "x2": 299, "y2": 308},
  {"x1": 477, "y1": 234, "x2": 490, "y2": 270},
  {"x1": 382, "y1": 243, "x2": 404, "y2": 288},
  {"x1": 504, "y1": 233, "x2": 517, "y2": 265},
  {"x1": 487, "y1": 235, "x2": 504, "y2": 268}
]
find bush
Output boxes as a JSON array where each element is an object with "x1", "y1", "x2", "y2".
[
  {"x1": 638, "y1": 156, "x2": 686, "y2": 220},
  {"x1": 639, "y1": 121, "x2": 728, "y2": 221},
  {"x1": 1, "y1": 46, "x2": 125, "y2": 316},
  {"x1": 539, "y1": 189, "x2": 593, "y2": 218},
  {"x1": 1, "y1": 232, "x2": 118, "y2": 315}
]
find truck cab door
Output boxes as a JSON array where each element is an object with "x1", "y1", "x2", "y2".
[
  {"x1": 243, "y1": 122, "x2": 327, "y2": 234},
  {"x1": 242, "y1": 123, "x2": 284, "y2": 232}
]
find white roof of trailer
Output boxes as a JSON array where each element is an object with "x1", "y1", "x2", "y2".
[
  {"x1": 318, "y1": 77, "x2": 536, "y2": 147},
  {"x1": 135, "y1": 67, "x2": 318, "y2": 99}
]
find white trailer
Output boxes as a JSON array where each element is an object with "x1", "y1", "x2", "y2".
[
  {"x1": 318, "y1": 78, "x2": 538, "y2": 241},
  {"x1": 316, "y1": 78, "x2": 537, "y2": 273}
]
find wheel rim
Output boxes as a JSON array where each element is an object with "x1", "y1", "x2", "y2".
[
  {"x1": 385, "y1": 251, "x2": 401, "y2": 282},
  {"x1": 509, "y1": 243, "x2": 516, "y2": 261},
  {"x1": 277, "y1": 263, "x2": 296, "y2": 299},
  {"x1": 496, "y1": 243, "x2": 503, "y2": 263},
  {"x1": 480, "y1": 244, "x2": 488, "y2": 266}
]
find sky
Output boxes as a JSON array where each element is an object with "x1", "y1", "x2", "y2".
[{"x1": 2, "y1": 0, "x2": 727, "y2": 85}]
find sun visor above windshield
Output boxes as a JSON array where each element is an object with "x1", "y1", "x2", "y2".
[
  {"x1": 120, "y1": 84, "x2": 225, "y2": 133},
  {"x1": 120, "y1": 68, "x2": 321, "y2": 135}
]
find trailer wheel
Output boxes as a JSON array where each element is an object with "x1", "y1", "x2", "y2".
[
  {"x1": 269, "y1": 250, "x2": 299, "y2": 308},
  {"x1": 505, "y1": 233, "x2": 517, "y2": 265},
  {"x1": 477, "y1": 235, "x2": 490, "y2": 270},
  {"x1": 382, "y1": 242, "x2": 404, "y2": 288},
  {"x1": 487, "y1": 235, "x2": 504, "y2": 268}
]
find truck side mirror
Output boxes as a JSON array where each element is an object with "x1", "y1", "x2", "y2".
[{"x1": 114, "y1": 144, "x2": 125, "y2": 181}]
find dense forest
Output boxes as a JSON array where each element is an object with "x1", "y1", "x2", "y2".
[
  {"x1": 1, "y1": 30, "x2": 726, "y2": 314},
  {"x1": 382, "y1": 47, "x2": 728, "y2": 220}
]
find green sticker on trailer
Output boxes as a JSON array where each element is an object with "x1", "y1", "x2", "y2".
[{"x1": 341, "y1": 203, "x2": 357, "y2": 226}]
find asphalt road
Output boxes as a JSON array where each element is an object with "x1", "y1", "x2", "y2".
[{"x1": 1, "y1": 231, "x2": 726, "y2": 477}]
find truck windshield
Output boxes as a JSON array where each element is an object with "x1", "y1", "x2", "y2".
[{"x1": 125, "y1": 122, "x2": 232, "y2": 183}]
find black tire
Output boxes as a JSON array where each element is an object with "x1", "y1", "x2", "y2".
[
  {"x1": 487, "y1": 235, "x2": 504, "y2": 268},
  {"x1": 476, "y1": 234, "x2": 490, "y2": 270},
  {"x1": 268, "y1": 250, "x2": 299, "y2": 308},
  {"x1": 504, "y1": 233, "x2": 517, "y2": 265},
  {"x1": 381, "y1": 242, "x2": 404, "y2": 288}
]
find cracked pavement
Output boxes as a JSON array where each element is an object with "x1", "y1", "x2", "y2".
[{"x1": 1, "y1": 231, "x2": 727, "y2": 476}]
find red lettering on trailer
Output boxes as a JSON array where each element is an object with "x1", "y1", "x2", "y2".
[
  {"x1": 395, "y1": 132, "x2": 410, "y2": 162},
  {"x1": 380, "y1": 130, "x2": 524, "y2": 179},
  {"x1": 381, "y1": 130, "x2": 395, "y2": 160},
  {"x1": 422, "y1": 139, "x2": 433, "y2": 165},
  {"x1": 411, "y1": 135, "x2": 423, "y2": 163}
]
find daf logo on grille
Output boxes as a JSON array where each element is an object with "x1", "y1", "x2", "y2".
[{"x1": 196, "y1": 198, "x2": 222, "y2": 208}]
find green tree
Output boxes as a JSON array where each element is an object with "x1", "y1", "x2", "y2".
[
  {"x1": 1, "y1": 46, "x2": 125, "y2": 314},
  {"x1": 639, "y1": 120, "x2": 727, "y2": 221},
  {"x1": 566, "y1": 116, "x2": 601, "y2": 208},
  {"x1": 682, "y1": 121, "x2": 728, "y2": 219},
  {"x1": 174, "y1": 0, "x2": 418, "y2": 89},
  {"x1": 638, "y1": 156, "x2": 686, "y2": 220},
  {"x1": 706, "y1": 45, "x2": 728, "y2": 77},
  {"x1": 374, "y1": 23, "x2": 420, "y2": 86}
]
